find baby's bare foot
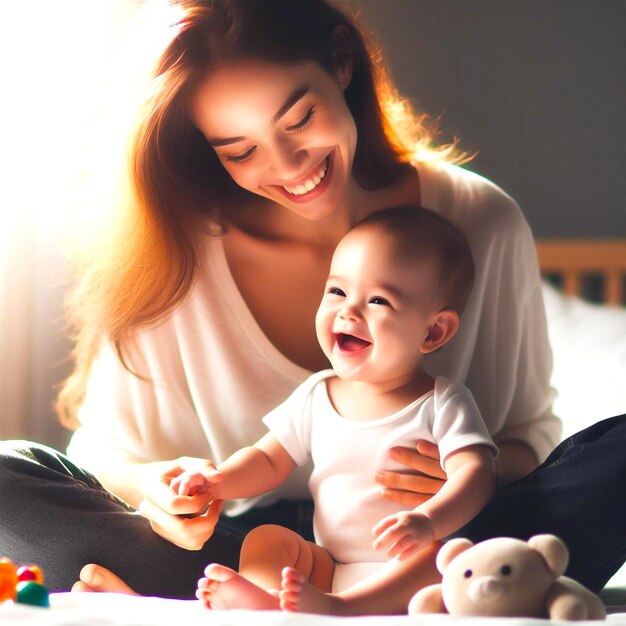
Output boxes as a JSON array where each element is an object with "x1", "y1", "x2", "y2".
[
  {"x1": 197, "y1": 564, "x2": 280, "y2": 610},
  {"x1": 279, "y1": 567, "x2": 346, "y2": 615}
]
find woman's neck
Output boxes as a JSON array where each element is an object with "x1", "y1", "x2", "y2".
[{"x1": 224, "y1": 166, "x2": 420, "y2": 250}]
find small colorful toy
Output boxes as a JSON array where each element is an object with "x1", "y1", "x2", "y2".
[
  {"x1": 17, "y1": 565, "x2": 44, "y2": 585},
  {"x1": 0, "y1": 559, "x2": 49, "y2": 608},
  {"x1": 16, "y1": 581, "x2": 50, "y2": 608},
  {"x1": 0, "y1": 559, "x2": 18, "y2": 602}
]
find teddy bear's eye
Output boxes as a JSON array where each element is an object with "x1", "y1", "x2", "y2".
[
  {"x1": 500, "y1": 565, "x2": 512, "y2": 576},
  {"x1": 464, "y1": 569, "x2": 473, "y2": 578}
]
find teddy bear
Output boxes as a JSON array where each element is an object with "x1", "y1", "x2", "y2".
[{"x1": 408, "y1": 535, "x2": 606, "y2": 621}]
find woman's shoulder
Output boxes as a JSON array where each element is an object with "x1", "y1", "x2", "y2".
[
  {"x1": 416, "y1": 159, "x2": 533, "y2": 249},
  {"x1": 418, "y1": 160, "x2": 526, "y2": 229}
]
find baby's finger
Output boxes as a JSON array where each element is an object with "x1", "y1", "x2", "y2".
[
  {"x1": 371, "y1": 515, "x2": 398, "y2": 537},
  {"x1": 386, "y1": 534, "x2": 417, "y2": 559},
  {"x1": 372, "y1": 523, "x2": 403, "y2": 551}
]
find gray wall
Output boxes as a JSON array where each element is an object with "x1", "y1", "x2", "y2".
[{"x1": 353, "y1": 0, "x2": 625, "y2": 238}]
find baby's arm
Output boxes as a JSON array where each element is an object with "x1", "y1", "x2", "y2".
[
  {"x1": 372, "y1": 444, "x2": 495, "y2": 559},
  {"x1": 172, "y1": 433, "x2": 296, "y2": 500}
]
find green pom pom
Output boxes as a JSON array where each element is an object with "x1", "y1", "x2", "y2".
[{"x1": 15, "y1": 581, "x2": 50, "y2": 608}]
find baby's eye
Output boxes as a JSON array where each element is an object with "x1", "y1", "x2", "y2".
[
  {"x1": 369, "y1": 296, "x2": 390, "y2": 306},
  {"x1": 328, "y1": 287, "x2": 346, "y2": 297}
]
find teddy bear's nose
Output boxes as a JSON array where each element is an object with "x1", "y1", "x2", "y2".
[{"x1": 467, "y1": 575, "x2": 504, "y2": 603}]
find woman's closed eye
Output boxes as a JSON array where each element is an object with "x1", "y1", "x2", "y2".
[
  {"x1": 286, "y1": 105, "x2": 317, "y2": 133},
  {"x1": 224, "y1": 146, "x2": 257, "y2": 164}
]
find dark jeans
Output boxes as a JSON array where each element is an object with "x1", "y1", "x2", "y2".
[
  {"x1": 453, "y1": 414, "x2": 625, "y2": 593},
  {"x1": 0, "y1": 415, "x2": 623, "y2": 598}
]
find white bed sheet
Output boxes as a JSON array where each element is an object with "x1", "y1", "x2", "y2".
[{"x1": 0, "y1": 593, "x2": 624, "y2": 625}]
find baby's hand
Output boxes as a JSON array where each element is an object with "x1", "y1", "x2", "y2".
[
  {"x1": 371, "y1": 511, "x2": 433, "y2": 560},
  {"x1": 171, "y1": 471, "x2": 206, "y2": 496}
]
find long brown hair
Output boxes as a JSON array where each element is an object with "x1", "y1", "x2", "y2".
[{"x1": 57, "y1": 0, "x2": 467, "y2": 426}]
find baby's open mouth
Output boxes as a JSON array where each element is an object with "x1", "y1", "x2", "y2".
[{"x1": 336, "y1": 333, "x2": 372, "y2": 352}]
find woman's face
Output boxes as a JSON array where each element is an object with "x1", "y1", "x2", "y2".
[{"x1": 191, "y1": 58, "x2": 357, "y2": 221}]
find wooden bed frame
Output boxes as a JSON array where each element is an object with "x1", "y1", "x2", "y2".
[{"x1": 536, "y1": 239, "x2": 626, "y2": 305}]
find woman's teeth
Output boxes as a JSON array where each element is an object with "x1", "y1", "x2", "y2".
[{"x1": 283, "y1": 159, "x2": 328, "y2": 196}]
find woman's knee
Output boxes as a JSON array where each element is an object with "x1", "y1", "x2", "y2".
[
  {"x1": 0, "y1": 440, "x2": 102, "y2": 487},
  {"x1": 0, "y1": 441, "x2": 52, "y2": 493}
]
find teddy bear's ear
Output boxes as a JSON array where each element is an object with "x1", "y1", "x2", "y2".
[
  {"x1": 436, "y1": 538, "x2": 474, "y2": 573},
  {"x1": 528, "y1": 534, "x2": 569, "y2": 576}
]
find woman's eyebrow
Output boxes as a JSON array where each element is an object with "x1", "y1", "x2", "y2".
[
  {"x1": 208, "y1": 86, "x2": 310, "y2": 147},
  {"x1": 271, "y1": 86, "x2": 309, "y2": 124}
]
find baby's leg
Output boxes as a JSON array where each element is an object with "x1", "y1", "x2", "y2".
[
  {"x1": 198, "y1": 524, "x2": 334, "y2": 610},
  {"x1": 281, "y1": 541, "x2": 441, "y2": 615}
]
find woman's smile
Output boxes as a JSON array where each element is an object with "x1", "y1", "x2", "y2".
[{"x1": 271, "y1": 150, "x2": 334, "y2": 204}]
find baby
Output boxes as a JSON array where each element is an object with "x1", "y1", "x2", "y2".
[{"x1": 172, "y1": 206, "x2": 497, "y2": 615}]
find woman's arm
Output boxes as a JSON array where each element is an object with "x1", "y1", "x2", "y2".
[{"x1": 494, "y1": 439, "x2": 538, "y2": 487}]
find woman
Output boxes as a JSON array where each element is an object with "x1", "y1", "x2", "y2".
[{"x1": 0, "y1": 0, "x2": 622, "y2": 605}]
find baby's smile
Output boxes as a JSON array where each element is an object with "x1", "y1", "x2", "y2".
[{"x1": 335, "y1": 333, "x2": 372, "y2": 352}]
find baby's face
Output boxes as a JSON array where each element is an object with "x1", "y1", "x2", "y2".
[{"x1": 315, "y1": 227, "x2": 442, "y2": 385}]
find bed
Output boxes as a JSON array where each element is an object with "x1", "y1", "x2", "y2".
[{"x1": 2, "y1": 239, "x2": 625, "y2": 625}]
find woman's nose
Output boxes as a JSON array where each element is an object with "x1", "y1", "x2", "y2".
[{"x1": 269, "y1": 137, "x2": 307, "y2": 179}]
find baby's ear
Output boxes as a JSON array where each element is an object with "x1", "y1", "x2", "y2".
[
  {"x1": 421, "y1": 310, "x2": 459, "y2": 354},
  {"x1": 436, "y1": 538, "x2": 473, "y2": 573}
]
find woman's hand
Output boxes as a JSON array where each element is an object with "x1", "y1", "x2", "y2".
[
  {"x1": 376, "y1": 441, "x2": 447, "y2": 507},
  {"x1": 138, "y1": 457, "x2": 224, "y2": 550},
  {"x1": 72, "y1": 564, "x2": 138, "y2": 594}
]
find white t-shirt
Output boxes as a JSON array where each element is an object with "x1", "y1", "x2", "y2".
[
  {"x1": 67, "y1": 161, "x2": 560, "y2": 515},
  {"x1": 263, "y1": 370, "x2": 497, "y2": 565}
]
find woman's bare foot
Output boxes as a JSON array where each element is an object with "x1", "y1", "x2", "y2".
[
  {"x1": 71, "y1": 564, "x2": 138, "y2": 594},
  {"x1": 279, "y1": 567, "x2": 346, "y2": 615},
  {"x1": 197, "y1": 563, "x2": 280, "y2": 610}
]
